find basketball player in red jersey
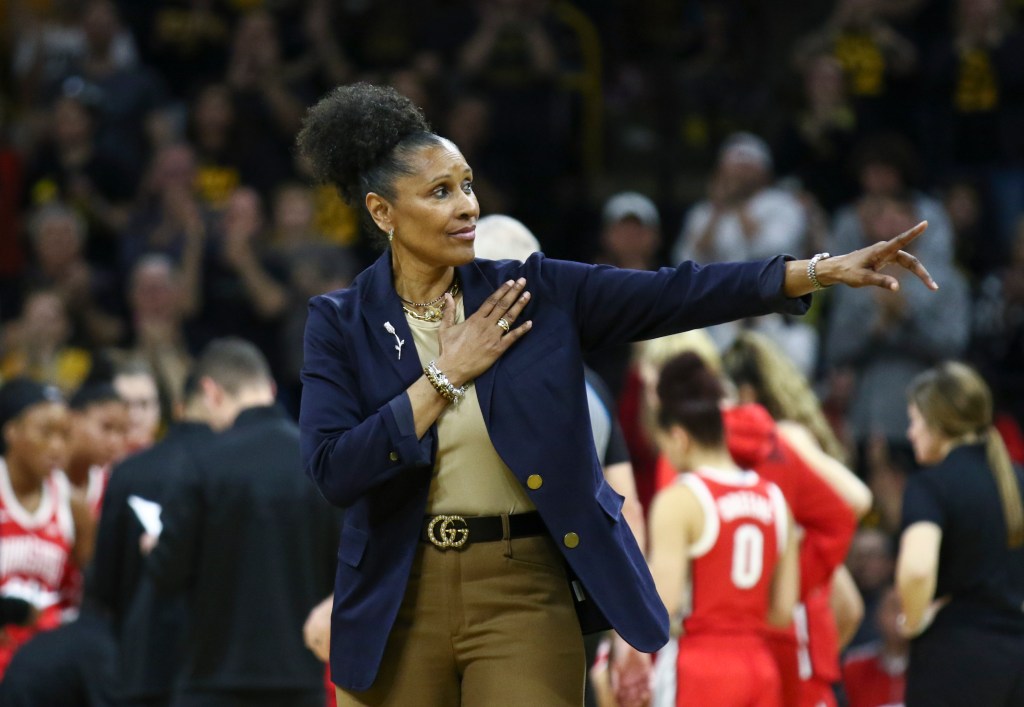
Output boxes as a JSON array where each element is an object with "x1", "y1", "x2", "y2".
[
  {"x1": 0, "y1": 378, "x2": 92, "y2": 678},
  {"x1": 720, "y1": 403, "x2": 861, "y2": 707},
  {"x1": 648, "y1": 353, "x2": 798, "y2": 707},
  {"x1": 648, "y1": 348, "x2": 864, "y2": 707},
  {"x1": 653, "y1": 401, "x2": 860, "y2": 707},
  {"x1": 723, "y1": 331, "x2": 871, "y2": 707}
]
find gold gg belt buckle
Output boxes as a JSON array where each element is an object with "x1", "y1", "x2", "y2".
[{"x1": 427, "y1": 514, "x2": 469, "y2": 549}]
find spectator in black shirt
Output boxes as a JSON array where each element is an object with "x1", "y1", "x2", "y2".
[
  {"x1": 55, "y1": 0, "x2": 170, "y2": 181},
  {"x1": 23, "y1": 94, "x2": 134, "y2": 270},
  {"x1": 189, "y1": 187, "x2": 289, "y2": 380},
  {"x1": 187, "y1": 83, "x2": 244, "y2": 211},
  {"x1": 897, "y1": 361, "x2": 1024, "y2": 706},
  {"x1": 222, "y1": 12, "x2": 305, "y2": 198}
]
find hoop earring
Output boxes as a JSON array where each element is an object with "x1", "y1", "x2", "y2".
[{"x1": 387, "y1": 228, "x2": 394, "y2": 243}]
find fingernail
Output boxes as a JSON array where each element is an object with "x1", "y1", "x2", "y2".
[
  {"x1": 517, "y1": 277, "x2": 526, "y2": 286},
  {"x1": 522, "y1": 291, "x2": 531, "y2": 299},
  {"x1": 505, "y1": 280, "x2": 514, "y2": 287}
]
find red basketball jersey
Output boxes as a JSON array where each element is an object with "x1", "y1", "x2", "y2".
[
  {"x1": 0, "y1": 458, "x2": 76, "y2": 677},
  {"x1": 681, "y1": 467, "x2": 789, "y2": 637}
]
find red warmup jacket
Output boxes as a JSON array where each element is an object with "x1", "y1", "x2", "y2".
[{"x1": 655, "y1": 403, "x2": 857, "y2": 699}]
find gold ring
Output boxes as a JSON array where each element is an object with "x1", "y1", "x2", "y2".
[{"x1": 496, "y1": 317, "x2": 510, "y2": 333}]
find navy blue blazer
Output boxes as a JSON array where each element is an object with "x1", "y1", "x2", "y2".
[{"x1": 300, "y1": 250, "x2": 810, "y2": 691}]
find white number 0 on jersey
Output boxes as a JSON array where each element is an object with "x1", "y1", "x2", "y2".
[{"x1": 730, "y1": 523, "x2": 764, "y2": 589}]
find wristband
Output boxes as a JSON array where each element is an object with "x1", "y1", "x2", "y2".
[{"x1": 424, "y1": 361, "x2": 467, "y2": 404}]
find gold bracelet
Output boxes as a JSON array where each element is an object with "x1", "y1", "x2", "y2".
[{"x1": 424, "y1": 361, "x2": 467, "y2": 404}]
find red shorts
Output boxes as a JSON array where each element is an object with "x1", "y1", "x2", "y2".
[
  {"x1": 764, "y1": 630, "x2": 801, "y2": 707},
  {"x1": 676, "y1": 634, "x2": 782, "y2": 707}
]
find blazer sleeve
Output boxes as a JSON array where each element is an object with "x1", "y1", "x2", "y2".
[
  {"x1": 527, "y1": 254, "x2": 811, "y2": 352},
  {"x1": 300, "y1": 296, "x2": 434, "y2": 508}
]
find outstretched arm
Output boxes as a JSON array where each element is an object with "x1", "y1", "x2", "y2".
[{"x1": 784, "y1": 221, "x2": 938, "y2": 297}]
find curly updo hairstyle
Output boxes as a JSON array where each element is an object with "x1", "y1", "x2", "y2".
[
  {"x1": 296, "y1": 83, "x2": 444, "y2": 245},
  {"x1": 656, "y1": 351, "x2": 725, "y2": 447}
]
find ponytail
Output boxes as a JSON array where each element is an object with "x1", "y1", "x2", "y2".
[{"x1": 985, "y1": 427, "x2": 1024, "y2": 548}]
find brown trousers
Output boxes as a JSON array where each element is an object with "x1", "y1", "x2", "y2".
[{"x1": 336, "y1": 529, "x2": 586, "y2": 706}]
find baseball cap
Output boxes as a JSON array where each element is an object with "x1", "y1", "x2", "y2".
[
  {"x1": 720, "y1": 132, "x2": 773, "y2": 171},
  {"x1": 602, "y1": 192, "x2": 660, "y2": 229}
]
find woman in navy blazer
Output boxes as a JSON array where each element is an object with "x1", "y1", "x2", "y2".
[{"x1": 296, "y1": 84, "x2": 938, "y2": 706}]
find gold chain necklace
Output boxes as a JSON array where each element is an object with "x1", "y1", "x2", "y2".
[{"x1": 400, "y1": 277, "x2": 460, "y2": 323}]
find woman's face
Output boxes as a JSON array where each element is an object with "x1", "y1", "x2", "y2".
[
  {"x1": 71, "y1": 401, "x2": 129, "y2": 467},
  {"x1": 5, "y1": 402, "x2": 71, "y2": 482},
  {"x1": 383, "y1": 141, "x2": 479, "y2": 271},
  {"x1": 907, "y1": 402, "x2": 949, "y2": 466},
  {"x1": 113, "y1": 373, "x2": 160, "y2": 452}
]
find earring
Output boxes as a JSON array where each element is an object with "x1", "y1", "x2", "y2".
[{"x1": 387, "y1": 227, "x2": 394, "y2": 243}]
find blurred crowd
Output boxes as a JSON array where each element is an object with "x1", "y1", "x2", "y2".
[{"x1": 1, "y1": 0, "x2": 1024, "y2": 705}]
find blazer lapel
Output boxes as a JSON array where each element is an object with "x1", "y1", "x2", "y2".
[
  {"x1": 359, "y1": 252, "x2": 421, "y2": 385},
  {"x1": 457, "y1": 260, "x2": 498, "y2": 423},
  {"x1": 357, "y1": 254, "x2": 502, "y2": 420}
]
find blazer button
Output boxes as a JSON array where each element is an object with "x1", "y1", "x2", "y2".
[
  {"x1": 389, "y1": 451, "x2": 399, "y2": 462},
  {"x1": 563, "y1": 532, "x2": 580, "y2": 549},
  {"x1": 527, "y1": 474, "x2": 543, "y2": 490}
]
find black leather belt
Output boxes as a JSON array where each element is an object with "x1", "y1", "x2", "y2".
[{"x1": 420, "y1": 511, "x2": 546, "y2": 549}]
